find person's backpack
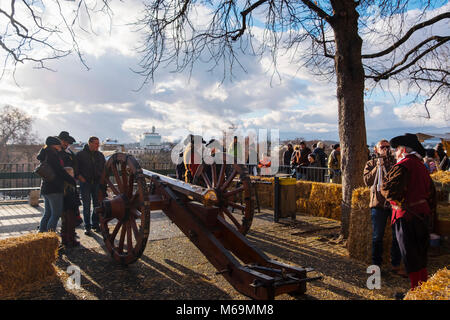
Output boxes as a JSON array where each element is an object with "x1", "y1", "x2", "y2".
[{"x1": 34, "y1": 152, "x2": 55, "y2": 182}]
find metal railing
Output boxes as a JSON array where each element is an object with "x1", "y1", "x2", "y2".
[
  {"x1": 0, "y1": 163, "x2": 42, "y2": 201},
  {"x1": 138, "y1": 161, "x2": 176, "y2": 176},
  {"x1": 253, "y1": 165, "x2": 339, "y2": 183}
]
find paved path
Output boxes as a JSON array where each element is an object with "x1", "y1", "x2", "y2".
[{"x1": 0, "y1": 203, "x2": 184, "y2": 242}]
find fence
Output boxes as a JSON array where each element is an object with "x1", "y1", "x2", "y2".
[
  {"x1": 0, "y1": 162, "x2": 177, "y2": 201},
  {"x1": 0, "y1": 163, "x2": 41, "y2": 201},
  {"x1": 257, "y1": 165, "x2": 336, "y2": 183}
]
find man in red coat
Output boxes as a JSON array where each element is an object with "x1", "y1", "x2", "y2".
[{"x1": 381, "y1": 134, "x2": 437, "y2": 291}]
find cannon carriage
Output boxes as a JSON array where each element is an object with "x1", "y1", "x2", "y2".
[{"x1": 95, "y1": 152, "x2": 320, "y2": 300}]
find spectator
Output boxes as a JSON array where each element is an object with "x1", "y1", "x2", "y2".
[
  {"x1": 184, "y1": 135, "x2": 205, "y2": 183},
  {"x1": 313, "y1": 141, "x2": 327, "y2": 168},
  {"x1": 37, "y1": 136, "x2": 76, "y2": 233},
  {"x1": 328, "y1": 144, "x2": 341, "y2": 183},
  {"x1": 381, "y1": 133, "x2": 437, "y2": 291},
  {"x1": 76, "y1": 136, "x2": 106, "y2": 236},
  {"x1": 283, "y1": 144, "x2": 294, "y2": 174},
  {"x1": 245, "y1": 136, "x2": 258, "y2": 176},
  {"x1": 58, "y1": 131, "x2": 81, "y2": 247},
  {"x1": 363, "y1": 139, "x2": 403, "y2": 275},
  {"x1": 435, "y1": 143, "x2": 449, "y2": 171},
  {"x1": 293, "y1": 141, "x2": 311, "y2": 180},
  {"x1": 176, "y1": 151, "x2": 185, "y2": 180},
  {"x1": 258, "y1": 153, "x2": 272, "y2": 176},
  {"x1": 291, "y1": 145, "x2": 301, "y2": 179},
  {"x1": 228, "y1": 136, "x2": 243, "y2": 164},
  {"x1": 423, "y1": 148, "x2": 438, "y2": 174},
  {"x1": 306, "y1": 153, "x2": 320, "y2": 182}
]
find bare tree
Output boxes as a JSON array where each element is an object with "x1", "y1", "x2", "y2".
[
  {"x1": 0, "y1": 0, "x2": 113, "y2": 76},
  {"x1": 0, "y1": 0, "x2": 448, "y2": 237},
  {"x1": 0, "y1": 105, "x2": 38, "y2": 163},
  {"x1": 133, "y1": 0, "x2": 449, "y2": 238}
]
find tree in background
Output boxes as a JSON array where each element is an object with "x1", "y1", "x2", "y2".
[
  {"x1": 0, "y1": 105, "x2": 38, "y2": 163},
  {"x1": 0, "y1": 0, "x2": 448, "y2": 238}
]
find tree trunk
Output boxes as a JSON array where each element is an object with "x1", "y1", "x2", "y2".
[{"x1": 331, "y1": 1, "x2": 367, "y2": 239}]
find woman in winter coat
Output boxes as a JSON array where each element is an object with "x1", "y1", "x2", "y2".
[{"x1": 37, "y1": 136, "x2": 77, "y2": 233}]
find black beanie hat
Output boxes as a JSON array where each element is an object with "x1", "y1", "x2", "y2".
[{"x1": 45, "y1": 136, "x2": 61, "y2": 146}]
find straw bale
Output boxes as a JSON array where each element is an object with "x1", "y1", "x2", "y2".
[
  {"x1": 348, "y1": 188, "x2": 392, "y2": 265},
  {"x1": 309, "y1": 182, "x2": 342, "y2": 204},
  {"x1": 431, "y1": 171, "x2": 450, "y2": 187},
  {"x1": 0, "y1": 232, "x2": 59, "y2": 297},
  {"x1": 295, "y1": 181, "x2": 313, "y2": 199},
  {"x1": 404, "y1": 268, "x2": 450, "y2": 300}
]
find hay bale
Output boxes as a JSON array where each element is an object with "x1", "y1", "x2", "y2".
[
  {"x1": 296, "y1": 181, "x2": 313, "y2": 199},
  {"x1": 309, "y1": 182, "x2": 342, "y2": 204},
  {"x1": 431, "y1": 171, "x2": 450, "y2": 187},
  {"x1": 295, "y1": 181, "x2": 342, "y2": 220},
  {"x1": 404, "y1": 268, "x2": 450, "y2": 300},
  {"x1": 348, "y1": 188, "x2": 392, "y2": 266},
  {"x1": 299, "y1": 199, "x2": 341, "y2": 221},
  {"x1": 0, "y1": 232, "x2": 59, "y2": 297}
]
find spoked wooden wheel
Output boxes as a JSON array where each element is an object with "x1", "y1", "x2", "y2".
[
  {"x1": 97, "y1": 153, "x2": 150, "y2": 265},
  {"x1": 193, "y1": 158, "x2": 254, "y2": 235}
]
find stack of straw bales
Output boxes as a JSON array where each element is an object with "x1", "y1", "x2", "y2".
[
  {"x1": 0, "y1": 232, "x2": 59, "y2": 297},
  {"x1": 404, "y1": 267, "x2": 450, "y2": 300},
  {"x1": 348, "y1": 187, "x2": 393, "y2": 265},
  {"x1": 296, "y1": 181, "x2": 342, "y2": 221}
]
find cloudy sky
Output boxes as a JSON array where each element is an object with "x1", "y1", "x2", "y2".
[{"x1": 0, "y1": 0, "x2": 448, "y2": 146}]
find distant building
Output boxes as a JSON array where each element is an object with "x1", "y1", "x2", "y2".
[
  {"x1": 100, "y1": 138, "x2": 125, "y2": 153},
  {"x1": 131, "y1": 126, "x2": 163, "y2": 154},
  {"x1": 142, "y1": 126, "x2": 162, "y2": 146}
]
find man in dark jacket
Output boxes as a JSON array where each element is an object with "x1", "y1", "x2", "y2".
[
  {"x1": 363, "y1": 139, "x2": 402, "y2": 274},
  {"x1": 312, "y1": 141, "x2": 327, "y2": 168},
  {"x1": 283, "y1": 144, "x2": 294, "y2": 174},
  {"x1": 76, "y1": 136, "x2": 106, "y2": 235},
  {"x1": 381, "y1": 134, "x2": 437, "y2": 291}
]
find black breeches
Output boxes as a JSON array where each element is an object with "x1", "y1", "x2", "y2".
[{"x1": 394, "y1": 215, "x2": 430, "y2": 274}]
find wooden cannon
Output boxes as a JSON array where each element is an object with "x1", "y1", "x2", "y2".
[{"x1": 95, "y1": 152, "x2": 321, "y2": 300}]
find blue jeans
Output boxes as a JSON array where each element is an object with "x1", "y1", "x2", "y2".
[
  {"x1": 80, "y1": 182, "x2": 100, "y2": 230},
  {"x1": 40, "y1": 193, "x2": 64, "y2": 232},
  {"x1": 371, "y1": 207, "x2": 402, "y2": 267}
]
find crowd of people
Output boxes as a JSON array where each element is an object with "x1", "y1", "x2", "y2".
[
  {"x1": 281, "y1": 141, "x2": 341, "y2": 183},
  {"x1": 36, "y1": 132, "x2": 105, "y2": 248}
]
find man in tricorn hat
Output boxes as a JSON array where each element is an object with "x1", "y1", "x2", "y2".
[
  {"x1": 381, "y1": 133, "x2": 437, "y2": 292},
  {"x1": 58, "y1": 131, "x2": 81, "y2": 247}
]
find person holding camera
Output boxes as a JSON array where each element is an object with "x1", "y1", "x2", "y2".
[
  {"x1": 328, "y1": 144, "x2": 341, "y2": 183},
  {"x1": 363, "y1": 139, "x2": 403, "y2": 275},
  {"x1": 36, "y1": 136, "x2": 77, "y2": 233}
]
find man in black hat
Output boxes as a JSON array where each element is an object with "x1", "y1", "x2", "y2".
[
  {"x1": 57, "y1": 131, "x2": 82, "y2": 247},
  {"x1": 381, "y1": 133, "x2": 437, "y2": 292}
]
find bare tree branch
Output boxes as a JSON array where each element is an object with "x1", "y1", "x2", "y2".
[{"x1": 362, "y1": 11, "x2": 450, "y2": 59}]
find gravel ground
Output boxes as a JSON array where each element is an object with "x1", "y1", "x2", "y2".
[{"x1": 7, "y1": 210, "x2": 450, "y2": 300}]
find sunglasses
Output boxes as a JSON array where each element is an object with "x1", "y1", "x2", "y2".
[{"x1": 379, "y1": 146, "x2": 390, "y2": 150}]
